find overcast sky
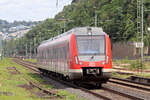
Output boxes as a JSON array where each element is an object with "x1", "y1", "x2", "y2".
[{"x1": 0, "y1": 0, "x2": 72, "y2": 22}]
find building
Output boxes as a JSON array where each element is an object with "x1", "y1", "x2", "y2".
[
  {"x1": 112, "y1": 42, "x2": 148, "y2": 59},
  {"x1": 6, "y1": 29, "x2": 30, "y2": 40},
  {"x1": 0, "y1": 32, "x2": 3, "y2": 35}
]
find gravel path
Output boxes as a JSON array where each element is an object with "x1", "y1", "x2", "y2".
[
  {"x1": 104, "y1": 82, "x2": 150, "y2": 100},
  {"x1": 91, "y1": 88, "x2": 133, "y2": 100},
  {"x1": 42, "y1": 76, "x2": 104, "y2": 100}
]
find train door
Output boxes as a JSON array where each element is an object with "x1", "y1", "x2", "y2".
[
  {"x1": 53, "y1": 47, "x2": 56, "y2": 73},
  {"x1": 57, "y1": 48, "x2": 60, "y2": 73},
  {"x1": 60, "y1": 48, "x2": 63, "y2": 74},
  {"x1": 48, "y1": 48, "x2": 51, "y2": 70},
  {"x1": 56, "y1": 48, "x2": 58, "y2": 73},
  {"x1": 66, "y1": 43, "x2": 70, "y2": 74},
  {"x1": 50, "y1": 48, "x2": 52, "y2": 71},
  {"x1": 64, "y1": 43, "x2": 69, "y2": 75},
  {"x1": 61, "y1": 47, "x2": 65, "y2": 74},
  {"x1": 62, "y1": 46, "x2": 66, "y2": 75},
  {"x1": 51, "y1": 47, "x2": 54, "y2": 72}
]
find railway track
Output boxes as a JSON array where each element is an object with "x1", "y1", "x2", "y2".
[
  {"x1": 13, "y1": 58, "x2": 38, "y2": 72},
  {"x1": 12, "y1": 58, "x2": 62, "y2": 99},
  {"x1": 109, "y1": 77, "x2": 150, "y2": 92},
  {"x1": 144, "y1": 58, "x2": 150, "y2": 62},
  {"x1": 13, "y1": 58, "x2": 111, "y2": 100},
  {"x1": 13, "y1": 58, "x2": 149, "y2": 100}
]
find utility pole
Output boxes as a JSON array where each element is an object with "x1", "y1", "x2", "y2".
[
  {"x1": 30, "y1": 42, "x2": 32, "y2": 59},
  {"x1": 137, "y1": 0, "x2": 144, "y2": 72},
  {"x1": 95, "y1": 13, "x2": 97, "y2": 27},
  {"x1": 94, "y1": 6, "x2": 97, "y2": 27},
  {"x1": 56, "y1": 18, "x2": 73, "y2": 33},
  {"x1": 25, "y1": 44, "x2": 27, "y2": 58},
  {"x1": 57, "y1": 30, "x2": 60, "y2": 35},
  {"x1": 141, "y1": 0, "x2": 144, "y2": 70},
  {"x1": 64, "y1": 20, "x2": 66, "y2": 32},
  {"x1": 56, "y1": 0, "x2": 58, "y2": 7},
  {"x1": 34, "y1": 38, "x2": 36, "y2": 58}
]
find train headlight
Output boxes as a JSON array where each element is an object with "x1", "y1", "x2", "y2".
[
  {"x1": 79, "y1": 62, "x2": 83, "y2": 65},
  {"x1": 102, "y1": 62, "x2": 105, "y2": 65},
  {"x1": 88, "y1": 32, "x2": 92, "y2": 35},
  {"x1": 106, "y1": 56, "x2": 109, "y2": 64}
]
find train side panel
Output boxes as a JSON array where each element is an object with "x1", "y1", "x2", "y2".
[{"x1": 37, "y1": 34, "x2": 72, "y2": 77}]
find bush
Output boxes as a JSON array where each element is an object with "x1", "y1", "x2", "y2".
[
  {"x1": 130, "y1": 59, "x2": 145, "y2": 71},
  {"x1": 123, "y1": 56, "x2": 129, "y2": 63}
]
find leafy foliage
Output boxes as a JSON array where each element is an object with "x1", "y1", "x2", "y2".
[{"x1": 4, "y1": 0, "x2": 150, "y2": 56}]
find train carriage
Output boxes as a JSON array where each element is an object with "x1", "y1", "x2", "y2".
[{"x1": 37, "y1": 27, "x2": 112, "y2": 85}]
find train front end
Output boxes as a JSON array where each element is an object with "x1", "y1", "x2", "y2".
[{"x1": 69, "y1": 27, "x2": 112, "y2": 83}]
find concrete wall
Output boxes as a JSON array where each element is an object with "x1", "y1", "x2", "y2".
[{"x1": 112, "y1": 42, "x2": 139, "y2": 59}]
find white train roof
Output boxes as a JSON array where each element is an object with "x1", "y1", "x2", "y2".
[
  {"x1": 41, "y1": 27, "x2": 104, "y2": 43},
  {"x1": 38, "y1": 27, "x2": 105, "y2": 49}
]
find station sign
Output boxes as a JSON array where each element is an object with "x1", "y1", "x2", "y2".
[
  {"x1": 148, "y1": 27, "x2": 150, "y2": 31},
  {"x1": 135, "y1": 42, "x2": 144, "y2": 48}
]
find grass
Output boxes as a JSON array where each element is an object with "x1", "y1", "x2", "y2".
[
  {"x1": 144, "y1": 62, "x2": 150, "y2": 70},
  {"x1": 0, "y1": 58, "x2": 86, "y2": 100},
  {"x1": 112, "y1": 72, "x2": 133, "y2": 79},
  {"x1": 113, "y1": 58, "x2": 150, "y2": 71},
  {"x1": 112, "y1": 71, "x2": 150, "y2": 79},
  {"x1": 24, "y1": 59, "x2": 37, "y2": 63},
  {"x1": 135, "y1": 73, "x2": 150, "y2": 78},
  {"x1": 112, "y1": 57, "x2": 150, "y2": 78}
]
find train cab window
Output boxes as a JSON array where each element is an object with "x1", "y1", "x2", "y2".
[{"x1": 76, "y1": 35, "x2": 105, "y2": 55}]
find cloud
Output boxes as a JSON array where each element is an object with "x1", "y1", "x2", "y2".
[{"x1": 0, "y1": 0, "x2": 72, "y2": 22}]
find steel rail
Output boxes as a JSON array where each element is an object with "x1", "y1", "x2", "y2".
[
  {"x1": 110, "y1": 77, "x2": 150, "y2": 92},
  {"x1": 13, "y1": 58, "x2": 144, "y2": 100},
  {"x1": 12, "y1": 58, "x2": 111, "y2": 100}
]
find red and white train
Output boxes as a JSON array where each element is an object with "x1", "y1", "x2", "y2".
[{"x1": 37, "y1": 27, "x2": 112, "y2": 85}]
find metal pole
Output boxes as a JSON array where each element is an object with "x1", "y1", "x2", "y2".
[
  {"x1": 40, "y1": 32, "x2": 42, "y2": 42},
  {"x1": 25, "y1": 44, "x2": 27, "y2": 58},
  {"x1": 34, "y1": 38, "x2": 36, "y2": 57},
  {"x1": 30, "y1": 42, "x2": 31, "y2": 59},
  {"x1": 64, "y1": 20, "x2": 66, "y2": 32},
  {"x1": 141, "y1": 0, "x2": 144, "y2": 72},
  {"x1": 56, "y1": 0, "x2": 58, "y2": 7},
  {"x1": 57, "y1": 30, "x2": 59, "y2": 35},
  {"x1": 95, "y1": 11, "x2": 97, "y2": 27}
]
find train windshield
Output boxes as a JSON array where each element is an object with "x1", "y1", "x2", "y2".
[{"x1": 76, "y1": 35, "x2": 105, "y2": 55}]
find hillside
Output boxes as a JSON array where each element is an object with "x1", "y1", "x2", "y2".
[
  {"x1": 3, "y1": 0, "x2": 150, "y2": 56},
  {"x1": 0, "y1": 19, "x2": 39, "y2": 33}
]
